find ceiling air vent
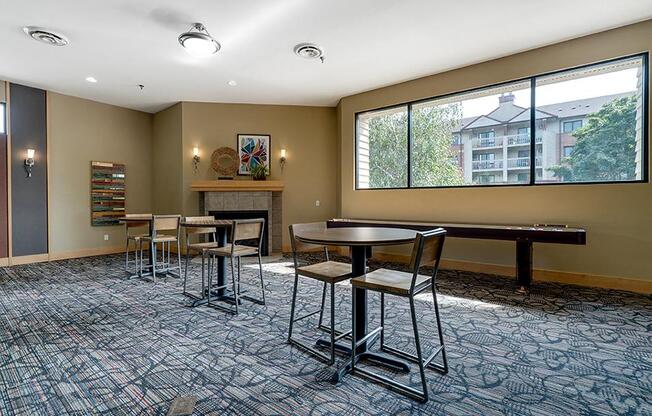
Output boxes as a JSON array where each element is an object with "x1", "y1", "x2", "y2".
[
  {"x1": 293, "y1": 43, "x2": 325, "y2": 62},
  {"x1": 23, "y1": 26, "x2": 69, "y2": 46}
]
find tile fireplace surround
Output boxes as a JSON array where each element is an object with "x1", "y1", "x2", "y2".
[{"x1": 195, "y1": 181, "x2": 283, "y2": 253}]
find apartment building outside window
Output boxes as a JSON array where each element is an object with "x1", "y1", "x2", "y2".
[{"x1": 356, "y1": 54, "x2": 648, "y2": 189}]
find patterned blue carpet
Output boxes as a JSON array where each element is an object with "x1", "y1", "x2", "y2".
[{"x1": 0, "y1": 254, "x2": 650, "y2": 415}]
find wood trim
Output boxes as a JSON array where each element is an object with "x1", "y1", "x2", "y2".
[
  {"x1": 46, "y1": 91, "x2": 51, "y2": 256},
  {"x1": 190, "y1": 180, "x2": 284, "y2": 192},
  {"x1": 48, "y1": 245, "x2": 125, "y2": 261},
  {"x1": 5, "y1": 83, "x2": 11, "y2": 260},
  {"x1": 369, "y1": 250, "x2": 652, "y2": 294},
  {"x1": 10, "y1": 253, "x2": 49, "y2": 265},
  {"x1": 0, "y1": 257, "x2": 8, "y2": 267}
]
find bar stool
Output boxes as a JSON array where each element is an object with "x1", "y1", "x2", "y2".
[
  {"x1": 350, "y1": 228, "x2": 448, "y2": 402},
  {"x1": 205, "y1": 219, "x2": 266, "y2": 314},
  {"x1": 183, "y1": 216, "x2": 219, "y2": 297},
  {"x1": 288, "y1": 222, "x2": 353, "y2": 365},
  {"x1": 124, "y1": 214, "x2": 151, "y2": 276},
  {"x1": 141, "y1": 215, "x2": 182, "y2": 282}
]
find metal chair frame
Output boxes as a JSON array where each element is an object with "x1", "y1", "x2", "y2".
[
  {"x1": 350, "y1": 228, "x2": 448, "y2": 403},
  {"x1": 124, "y1": 215, "x2": 151, "y2": 277},
  {"x1": 182, "y1": 216, "x2": 218, "y2": 298},
  {"x1": 140, "y1": 215, "x2": 182, "y2": 283},
  {"x1": 206, "y1": 218, "x2": 266, "y2": 314},
  {"x1": 287, "y1": 223, "x2": 352, "y2": 365}
]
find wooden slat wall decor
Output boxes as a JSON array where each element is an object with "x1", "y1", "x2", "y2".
[{"x1": 91, "y1": 161, "x2": 125, "y2": 226}]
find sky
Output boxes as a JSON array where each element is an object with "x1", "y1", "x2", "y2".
[{"x1": 462, "y1": 68, "x2": 639, "y2": 118}]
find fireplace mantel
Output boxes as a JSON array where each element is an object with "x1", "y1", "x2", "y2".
[{"x1": 190, "y1": 180, "x2": 284, "y2": 192}]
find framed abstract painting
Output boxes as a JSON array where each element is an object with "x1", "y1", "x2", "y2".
[{"x1": 237, "y1": 134, "x2": 270, "y2": 175}]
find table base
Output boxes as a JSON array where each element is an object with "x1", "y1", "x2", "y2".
[{"x1": 315, "y1": 335, "x2": 410, "y2": 384}]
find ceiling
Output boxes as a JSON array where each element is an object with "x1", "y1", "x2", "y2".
[{"x1": 1, "y1": 0, "x2": 651, "y2": 113}]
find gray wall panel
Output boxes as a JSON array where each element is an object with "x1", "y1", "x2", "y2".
[{"x1": 10, "y1": 84, "x2": 48, "y2": 256}]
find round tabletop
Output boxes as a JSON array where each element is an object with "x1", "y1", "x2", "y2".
[{"x1": 295, "y1": 227, "x2": 417, "y2": 247}]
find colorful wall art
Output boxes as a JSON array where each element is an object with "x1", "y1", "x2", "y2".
[
  {"x1": 237, "y1": 134, "x2": 270, "y2": 175},
  {"x1": 91, "y1": 161, "x2": 125, "y2": 226}
]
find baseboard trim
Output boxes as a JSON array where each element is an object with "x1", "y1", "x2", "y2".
[
  {"x1": 364, "y1": 251, "x2": 652, "y2": 295},
  {"x1": 10, "y1": 254, "x2": 50, "y2": 265},
  {"x1": 48, "y1": 246, "x2": 126, "y2": 261}
]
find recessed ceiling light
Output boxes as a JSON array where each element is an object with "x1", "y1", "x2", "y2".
[
  {"x1": 227, "y1": 80, "x2": 237, "y2": 86},
  {"x1": 86, "y1": 76, "x2": 98, "y2": 83},
  {"x1": 178, "y1": 23, "x2": 220, "y2": 58},
  {"x1": 23, "y1": 26, "x2": 69, "y2": 46}
]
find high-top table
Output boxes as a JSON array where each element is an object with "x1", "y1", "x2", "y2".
[
  {"x1": 120, "y1": 215, "x2": 154, "y2": 278},
  {"x1": 294, "y1": 226, "x2": 418, "y2": 384}
]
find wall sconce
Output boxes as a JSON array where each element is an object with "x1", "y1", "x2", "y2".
[
  {"x1": 192, "y1": 147, "x2": 200, "y2": 172},
  {"x1": 280, "y1": 148, "x2": 287, "y2": 171},
  {"x1": 25, "y1": 148, "x2": 35, "y2": 178}
]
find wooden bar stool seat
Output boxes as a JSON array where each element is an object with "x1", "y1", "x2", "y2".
[
  {"x1": 151, "y1": 235, "x2": 178, "y2": 243},
  {"x1": 297, "y1": 261, "x2": 353, "y2": 283},
  {"x1": 350, "y1": 269, "x2": 432, "y2": 296},
  {"x1": 209, "y1": 243, "x2": 258, "y2": 257},
  {"x1": 188, "y1": 241, "x2": 218, "y2": 250}
]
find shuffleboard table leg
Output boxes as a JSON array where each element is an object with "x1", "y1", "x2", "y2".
[{"x1": 516, "y1": 239, "x2": 533, "y2": 293}]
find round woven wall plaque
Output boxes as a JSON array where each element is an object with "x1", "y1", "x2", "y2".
[{"x1": 211, "y1": 147, "x2": 239, "y2": 177}]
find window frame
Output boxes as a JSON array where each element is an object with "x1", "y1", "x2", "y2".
[
  {"x1": 0, "y1": 102, "x2": 6, "y2": 135},
  {"x1": 354, "y1": 52, "x2": 649, "y2": 190},
  {"x1": 562, "y1": 119, "x2": 583, "y2": 133}
]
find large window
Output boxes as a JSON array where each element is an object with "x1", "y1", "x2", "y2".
[{"x1": 356, "y1": 54, "x2": 648, "y2": 189}]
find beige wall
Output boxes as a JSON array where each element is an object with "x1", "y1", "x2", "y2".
[
  {"x1": 181, "y1": 102, "x2": 338, "y2": 247},
  {"x1": 152, "y1": 103, "x2": 183, "y2": 214},
  {"x1": 338, "y1": 20, "x2": 652, "y2": 282},
  {"x1": 48, "y1": 92, "x2": 153, "y2": 254}
]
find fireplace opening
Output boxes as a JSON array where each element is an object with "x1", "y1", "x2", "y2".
[{"x1": 210, "y1": 210, "x2": 269, "y2": 256}]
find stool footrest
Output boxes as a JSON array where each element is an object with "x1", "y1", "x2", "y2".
[
  {"x1": 354, "y1": 326, "x2": 383, "y2": 349},
  {"x1": 292, "y1": 309, "x2": 322, "y2": 323},
  {"x1": 381, "y1": 344, "x2": 446, "y2": 373},
  {"x1": 333, "y1": 330, "x2": 352, "y2": 342}
]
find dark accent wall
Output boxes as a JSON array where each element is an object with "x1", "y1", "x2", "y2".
[{"x1": 10, "y1": 84, "x2": 48, "y2": 256}]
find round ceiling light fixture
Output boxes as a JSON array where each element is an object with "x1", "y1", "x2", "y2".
[
  {"x1": 293, "y1": 43, "x2": 325, "y2": 63},
  {"x1": 178, "y1": 23, "x2": 220, "y2": 58},
  {"x1": 23, "y1": 26, "x2": 69, "y2": 46}
]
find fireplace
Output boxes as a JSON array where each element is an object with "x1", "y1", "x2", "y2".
[
  {"x1": 210, "y1": 210, "x2": 269, "y2": 256},
  {"x1": 199, "y1": 189, "x2": 282, "y2": 254}
]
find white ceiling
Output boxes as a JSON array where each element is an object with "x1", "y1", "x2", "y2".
[{"x1": 1, "y1": 0, "x2": 651, "y2": 113}]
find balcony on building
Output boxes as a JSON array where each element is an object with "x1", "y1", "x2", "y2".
[{"x1": 472, "y1": 159, "x2": 504, "y2": 171}]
